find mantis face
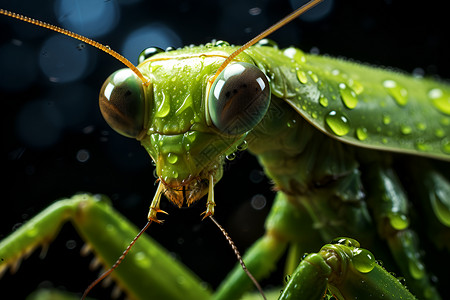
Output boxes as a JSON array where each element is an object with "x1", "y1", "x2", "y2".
[{"x1": 99, "y1": 45, "x2": 270, "y2": 208}]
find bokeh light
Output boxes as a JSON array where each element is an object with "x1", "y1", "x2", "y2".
[
  {"x1": 121, "y1": 24, "x2": 182, "y2": 64},
  {"x1": 54, "y1": 0, "x2": 120, "y2": 37},
  {"x1": 38, "y1": 35, "x2": 90, "y2": 83}
]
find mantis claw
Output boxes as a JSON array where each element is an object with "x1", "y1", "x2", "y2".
[
  {"x1": 201, "y1": 175, "x2": 216, "y2": 220},
  {"x1": 148, "y1": 182, "x2": 166, "y2": 223}
]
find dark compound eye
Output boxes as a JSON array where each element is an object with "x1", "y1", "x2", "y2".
[
  {"x1": 99, "y1": 68, "x2": 146, "y2": 138},
  {"x1": 208, "y1": 62, "x2": 270, "y2": 135},
  {"x1": 138, "y1": 46, "x2": 164, "y2": 64}
]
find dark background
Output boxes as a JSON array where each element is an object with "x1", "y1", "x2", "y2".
[{"x1": 1, "y1": 0, "x2": 449, "y2": 299}]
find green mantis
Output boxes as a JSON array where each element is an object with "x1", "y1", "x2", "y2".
[{"x1": 1, "y1": 0, "x2": 449, "y2": 299}]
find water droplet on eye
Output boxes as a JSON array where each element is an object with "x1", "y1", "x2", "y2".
[
  {"x1": 400, "y1": 125, "x2": 412, "y2": 135},
  {"x1": 319, "y1": 95, "x2": 328, "y2": 107},
  {"x1": 167, "y1": 153, "x2": 178, "y2": 164},
  {"x1": 296, "y1": 69, "x2": 308, "y2": 84},
  {"x1": 339, "y1": 83, "x2": 358, "y2": 109},
  {"x1": 325, "y1": 111, "x2": 350, "y2": 136},
  {"x1": 356, "y1": 127, "x2": 368, "y2": 141},
  {"x1": 383, "y1": 80, "x2": 408, "y2": 106},
  {"x1": 428, "y1": 88, "x2": 450, "y2": 115},
  {"x1": 352, "y1": 248, "x2": 375, "y2": 273}
]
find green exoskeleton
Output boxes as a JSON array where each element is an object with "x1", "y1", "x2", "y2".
[{"x1": 1, "y1": 0, "x2": 449, "y2": 299}]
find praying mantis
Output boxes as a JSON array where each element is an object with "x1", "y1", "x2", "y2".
[{"x1": 1, "y1": 0, "x2": 449, "y2": 299}]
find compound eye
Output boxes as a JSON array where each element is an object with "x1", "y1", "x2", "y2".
[
  {"x1": 208, "y1": 62, "x2": 270, "y2": 135},
  {"x1": 99, "y1": 68, "x2": 146, "y2": 138}
]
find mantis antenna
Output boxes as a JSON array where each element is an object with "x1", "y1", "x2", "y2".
[
  {"x1": 0, "y1": 9, "x2": 150, "y2": 86},
  {"x1": 209, "y1": 0, "x2": 324, "y2": 85},
  {"x1": 1, "y1": 1, "x2": 325, "y2": 299}
]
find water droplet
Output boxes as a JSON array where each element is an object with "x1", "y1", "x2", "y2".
[
  {"x1": 339, "y1": 83, "x2": 358, "y2": 109},
  {"x1": 383, "y1": 80, "x2": 408, "y2": 106},
  {"x1": 308, "y1": 71, "x2": 318, "y2": 83},
  {"x1": 283, "y1": 47, "x2": 306, "y2": 63},
  {"x1": 237, "y1": 140, "x2": 248, "y2": 151},
  {"x1": 416, "y1": 122, "x2": 426, "y2": 131},
  {"x1": 441, "y1": 117, "x2": 450, "y2": 126},
  {"x1": 284, "y1": 275, "x2": 291, "y2": 283},
  {"x1": 325, "y1": 111, "x2": 350, "y2": 136},
  {"x1": 400, "y1": 125, "x2": 412, "y2": 135},
  {"x1": 296, "y1": 69, "x2": 308, "y2": 84},
  {"x1": 226, "y1": 153, "x2": 236, "y2": 161},
  {"x1": 348, "y1": 78, "x2": 364, "y2": 95},
  {"x1": 356, "y1": 127, "x2": 368, "y2": 141},
  {"x1": 331, "y1": 237, "x2": 360, "y2": 248},
  {"x1": 167, "y1": 153, "x2": 178, "y2": 164},
  {"x1": 352, "y1": 248, "x2": 375, "y2": 273},
  {"x1": 388, "y1": 212, "x2": 409, "y2": 230},
  {"x1": 319, "y1": 95, "x2": 329, "y2": 107},
  {"x1": 415, "y1": 140, "x2": 431, "y2": 152},
  {"x1": 428, "y1": 88, "x2": 450, "y2": 115},
  {"x1": 435, "y1": 128, "x2": 445, "y2": 138},
  {"x1": 442, "y1": 139, "x2": 450, "y2": 154},
  {"x1": 134, "y1": 251, "x2": 152, "y2": 268},
  {"x1": 26, "y1": 226, "x2": 38, "y2": 237},
  {"x1": 287, "y1": 119, "x2": 297, "y2": 128},
  {"x1": 155, "y1": 91, "x2": 170, "y2": 118},
  {"x1": 382, "y1": 114, "x2": 391, "y2": 125},
  {"x1": 409, "y1": 258, "x2": 425, "y2": 280}
]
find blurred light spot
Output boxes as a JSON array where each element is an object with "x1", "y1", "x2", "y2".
[
  {"x1": 15, "y1": 99, "x2": 63, "y2": 148},
  {"x1": 122, "y1": 24, "x2": 182, "y2": 64},
  {"x1": 0, "y1": 43, "x2": 38, "y2": 91},
  {"x1": 250, "y1": 194, "x2": 267, "y2": 210},
  {"x1": 289, "y1": 0, "x2": 334, "y2": 22},
  {"x1": 76, "y1": 149, "x2": 90, "y2": 162},
  {"x1": 39, "y1": 35, "x2": 90, "y2": 83},
  {"x1": 218, "y1": 0, "x2": 269, "y2": 43},
  {"x1": 249, "y1": 7, "x2": 262, "y2": 16},
  {"x1": 48, "y1": 83, "x2": 95, "y2": 130},
  {"x1": 65, "y1": 239, "x2": 77, "y2": 250},
  {"x1": 249, "y1": 169, "x2": 264, "y2": 183},
  {"x1": 54, "y1": 0, "x2": 120, "y2": 37}
]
